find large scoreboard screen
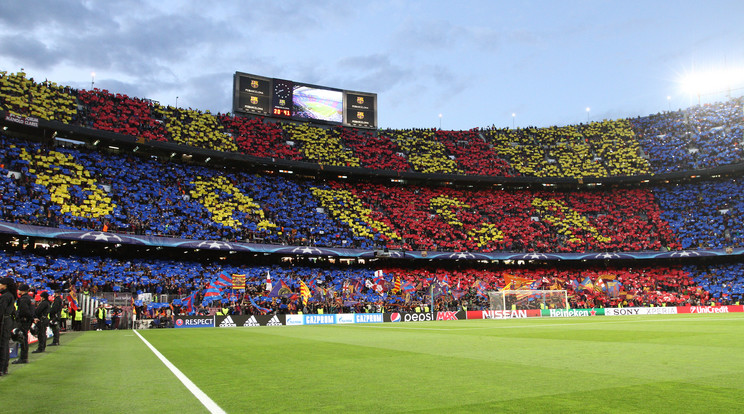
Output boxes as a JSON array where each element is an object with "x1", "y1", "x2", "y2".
[{"x1": 233, "y1": 72, "x2": 377, "y2": 129}]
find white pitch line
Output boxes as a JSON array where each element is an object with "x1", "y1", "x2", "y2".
[{"x1": 134, "y1": 330, "x2": 226, "y2": 414}]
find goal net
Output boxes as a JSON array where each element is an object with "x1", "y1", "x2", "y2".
[{"x1": 487, "y1": 290, "x2": 568, "y2": 311}]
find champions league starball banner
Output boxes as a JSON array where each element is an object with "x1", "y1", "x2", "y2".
[{"x1": 3, "y1": 221, "x2": 736, "y2": 263}]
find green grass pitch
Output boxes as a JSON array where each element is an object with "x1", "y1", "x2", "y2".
[
  {"x1": 303, "y1": 101, "x2": 341, "y2": 118},
  {"x1": 3, "y1": 313, "x2": 744, "y2": 413}
]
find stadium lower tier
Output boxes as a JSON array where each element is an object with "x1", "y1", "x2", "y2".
[
  {"x1": 2, "y1": 248, "x2": 742, "y2": 316},
  {"x1": 4, "y1": 132, "x2": 744, "y2": 253},
  {"x1": 8, "y1": 133, "x2": 738, "y2": 254}
]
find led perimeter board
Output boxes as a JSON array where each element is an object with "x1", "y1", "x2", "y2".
[{"x1": 233, "y1": 72, "x2": 377, "y2": 129}]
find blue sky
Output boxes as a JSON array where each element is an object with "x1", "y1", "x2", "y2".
[{"x1": 1, "y1": 1, "x2": 743, "y2": 130}]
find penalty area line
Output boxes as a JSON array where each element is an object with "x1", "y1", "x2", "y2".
[{"x1": 133, "y1": 330, "x2": 226, "y2": 414}]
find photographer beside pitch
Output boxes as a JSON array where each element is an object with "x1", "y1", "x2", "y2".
[
  {"x1": 0, "y1": 277, "x2": 17, "y2": 376},
  {"x1": 12, "y1": 284, "x2": 34, "y2": 365}
]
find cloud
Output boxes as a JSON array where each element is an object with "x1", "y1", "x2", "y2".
[
  {"x1": 0, "y1": 35, "x2": 63, "y2": 67},
  {"x1": 393, "y1": 19, "x2": 466, "y2": 49},
  {"x1": 178, "y1": 72, "x2": 234, "y2": 114},
  {"x1": 83, "y1": 78, "x2": 150, "y2": 100},
  {"x1": 336, "y1": 53, "x2": 413, "y2": 93},
  {"x1": 0, "y1": 0, "x2": 115, "y2": 31},
  {"x1": 0, "y1": 0, "x2": 237, "y2": 82}
]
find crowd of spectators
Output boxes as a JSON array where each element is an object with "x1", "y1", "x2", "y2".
[
  {"x1": 159, "y1": 106, "x2": 238, "y2": 153},
  {"x1": 631, "y1": 98, "x2": 744, "y2": 173},
  {"x1": 654, "y1": 180, "x2": 744, "y2": 249},
  {"x1": 218, "y1": 115, "x2": 302, "y2": 160},
  {"x1": 0, "y1": 248, "x2": 722, "y2": 316},
  {"x1": 0, "y1": 70, "x2": 76, "y2": 124},
  {"x1": 0, "y1": 134, "x2": 369, "y2": 248},
  {"x1": 76, "y1": 89, "x2": 169, "y2": 141},
  {"x1": 281, "y1": 122, "x2": 361, "y2": 167},
  {"x1": 686, "y1": 262, "x2": 744, "y2": 304},
  {"x1": 481, "y1": 120, "x2": 651, "y2": 178},
  {"x1": 0, "y1": 133, "x2": 693, "y2": 253},
  {"x1": 331, "y1": 126, "x2": 409, "y2": 171},
  {"x1": 319, "y1": 181, "x2": 681, "y2": 252},
  {"x1": 380, "y1": 128, "x2": 462, "y2": 174},
  {"x1": 434, "y1": 128, "x2": 514, "y2": 176}
]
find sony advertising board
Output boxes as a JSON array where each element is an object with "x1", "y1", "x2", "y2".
[{"x1": 604, "y1": 307, "x2": 677, "y2": 316}]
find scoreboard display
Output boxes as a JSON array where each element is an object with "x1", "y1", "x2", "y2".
[{"x1": 233, "y1": 72, "x2": 377, "y2": 129}]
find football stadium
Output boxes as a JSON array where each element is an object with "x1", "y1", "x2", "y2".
[{"x1": 1, "y1": 2, "x2": 744, "y2": 413}]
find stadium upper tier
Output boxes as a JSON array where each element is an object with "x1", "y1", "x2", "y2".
[{"x1": 2, "y1": 70, "x2": 743, "y2": 179}]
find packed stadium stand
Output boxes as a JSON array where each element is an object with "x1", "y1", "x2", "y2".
[{"x1": 2, "y1": 69, "x2": 744, "y2": 319}]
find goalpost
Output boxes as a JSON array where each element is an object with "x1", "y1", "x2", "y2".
[{"x1": 487, "y1": 290, "x2": 568, "y2": 311}]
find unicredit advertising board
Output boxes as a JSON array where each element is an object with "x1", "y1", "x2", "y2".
[{"x1": 676, "y1": 305, "x2": 744, "y2": 314}]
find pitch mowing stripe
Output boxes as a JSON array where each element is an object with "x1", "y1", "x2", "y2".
[
  {"x1": 134, "y1": 330, "x2": 226, "y2": 414},
  {"x1": 351, "y1": 314, "x2": 744, "y2": 331}
]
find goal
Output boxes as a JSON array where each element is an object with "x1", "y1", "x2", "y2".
[{"x1": 487, "y1": 290, "x2": 568, "y2": 311}]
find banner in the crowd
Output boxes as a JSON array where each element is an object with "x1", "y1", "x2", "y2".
[
  {"x1": 605, "y1": 307, "x2": 677, "y2": 316},
  {"x1": 2, "y1": 220, "x2": 738, "y2": 262},
  {"x1": 676, "y1": 305, "x2": 744, "y2": 314},
  {"x1": 232, "y1": 274, "x2": 246, "y2": 290},
  {"x1": 4, "y1": 113, "x2": 39, "y2": 128},
  {"x1": 215, "y1": 314, "x2": 285, "y2": 327},
  {"x1": 174, "y1": 315, "x2": 215, "y2": 328},
  {"x1": 467, "y1": 309, "x2": 541, "y2": 319},
  {"x1": 542, "y1": 308, "x2": 605, "y2": 317}
]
